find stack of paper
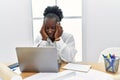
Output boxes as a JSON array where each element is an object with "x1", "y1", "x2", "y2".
[
  {"x1": 24, "y1": 69, "x2": 114, "y2": 80},
  {"x1": 24, "y1": 70, "x2": 81, "y2": 80},
  {"x1": 24, "y1": 63, "x2": 114, "y2": 80},
  {"x1": 76, "y1": 69, "x2": 114, "y2": 80},
  {"x1": 62, "y1": 63, "x2": 91, "y2": 72}
]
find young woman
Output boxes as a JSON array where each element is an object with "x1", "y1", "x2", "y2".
[{"x1": 34, "y1": 6, "x2": 77, "y2": 63}]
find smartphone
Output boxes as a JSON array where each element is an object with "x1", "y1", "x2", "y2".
[{"x1": 8, "y1": 63, "x2": 19, "y2": 69}]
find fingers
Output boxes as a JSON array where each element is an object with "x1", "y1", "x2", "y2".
[
  {"x1": 56, "y1": 22, "x2": 62, "y2": 31},
  {"x1": 40, "y1": 22, "x2": 46, "y2": 32},
  {"x1": 40, "y1": 22, "x2": 48, "y2": 40},
  {"x1": 59, "y1": 26, "x2": 63, "y2": 36},
  {"x1": 55, "y1": 23, "x2": 63, "y2": 39},
  {"x1": 57, "y1": 22, "x2": 60, "y2": 25},
  {"x1": 56, "y1": 25, "x2": 63, "y2": 33},
  {"x1": 60, "y1": 27, "x2": 63, "y2": 36}
]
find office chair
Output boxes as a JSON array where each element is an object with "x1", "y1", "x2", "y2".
[{"x1": 98, "y1": 47, "x2": 120, "y2": 63}]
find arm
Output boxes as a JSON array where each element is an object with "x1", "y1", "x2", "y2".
[
  {"x1": 33, "y1": 35, "x2": 48, "y2": 47},
  {"x1": 55, "y1": 33, "x2": 77, "y2": 62},
  {"x1": 34, "y1": 22, "x2": 48, "y2": 47}
]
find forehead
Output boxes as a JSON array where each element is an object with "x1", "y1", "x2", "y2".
[
  {"x1": 45, "y1": 17, "x2": 56, "y2": 21},
  {"x1": 45, "y1": 18, "x2": 56, "y2": 26}
]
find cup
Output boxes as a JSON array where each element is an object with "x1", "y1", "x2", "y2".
[{"x1": 104, "y1": 56, "x2": 120, "y2": 73}]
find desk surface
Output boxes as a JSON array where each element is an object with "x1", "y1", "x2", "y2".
[{"x1": 21, "y1": 62, "x2": 120, "y2": 79}]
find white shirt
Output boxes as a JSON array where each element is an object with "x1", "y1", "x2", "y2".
[{"x1": 34, "y1": 32, "x2": 77, "y2": 62}]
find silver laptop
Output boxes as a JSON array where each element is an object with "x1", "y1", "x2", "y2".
[{"x1": 16, "y1": 47, "x2": 59, "y2": 72}]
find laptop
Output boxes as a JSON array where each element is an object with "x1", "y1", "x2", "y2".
[{"x1": 16, "y1": 47, "x2": 59, "y2": 72}]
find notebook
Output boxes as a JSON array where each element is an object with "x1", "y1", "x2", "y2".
[
  {"x1": 16, "y1": 47, "x2": 59, "y2": 72},
  {"x1": 62, "y1": 63, "x2": 91, "y2": 72}
]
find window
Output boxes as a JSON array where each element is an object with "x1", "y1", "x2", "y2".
[{"x1": 32, "y1": 0, "x2": 82, "y2": 61}]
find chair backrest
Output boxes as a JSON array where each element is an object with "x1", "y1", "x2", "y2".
[{"x1": 98, "y1": 47, "x2": 120, "y2": 63}]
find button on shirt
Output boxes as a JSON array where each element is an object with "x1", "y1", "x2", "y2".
[{"x1": 34, "y1": 32, "x2": 77, "y2": 63}]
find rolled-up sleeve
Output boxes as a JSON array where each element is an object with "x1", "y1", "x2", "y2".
[
  {"x1": 33, "y1": 35, "x2": 48, "y2": 47},
  {"x1": 55, "y1": 35, "x2": 77, "y2": 62}
]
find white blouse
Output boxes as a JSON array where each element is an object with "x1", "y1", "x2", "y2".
[{"x1": 34, "y1": 32, "x2": 77, "y2": 63}]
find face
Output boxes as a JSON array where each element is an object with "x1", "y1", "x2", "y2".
[{"x1": 45, "y1": 18, "x2": 56, "y2": 39}]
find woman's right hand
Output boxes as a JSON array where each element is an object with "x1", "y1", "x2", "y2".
[{"x1": 40, "y1": 23, "x2": 48, "y2": 40}]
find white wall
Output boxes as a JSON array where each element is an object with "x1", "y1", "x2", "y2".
[
  {"x1": 0, "y1": 0, "x2": 33, "y2": 63},
  {"x1": 83, "y1": 0, "x2": 120, "y2": 62}
]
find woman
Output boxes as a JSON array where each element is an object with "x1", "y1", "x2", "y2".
[{"x1": 34, "y1": 6, "x2": 77, "y2": 63}]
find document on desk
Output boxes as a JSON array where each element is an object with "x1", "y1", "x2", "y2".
[
  {"x1": 24, "y1": 70, "x2": 81, "y2": 80},
  {"x1": 76, "y1": 69, "x2": 114, "y2": 80},
  {"x1": 24, "y1": 69, "x2": 114, "y2": 80},
  {"x1": 62, "y1": 63, "x2": 91, "y2": 72}
]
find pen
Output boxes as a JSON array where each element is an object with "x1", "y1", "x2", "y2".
[
  {"x1": 109, "y1": 53, "x2": 112, "y2": 58},
  {"x1": 107, "y1": 54, "x2": 110, "y2": 59},
  {"x1": 102, "y1": 54, "x2": 110, "y2": 63},
  {"x1": 112, "y1": 54, "x2": 116, "y2": 59},
  {"x1": 102, "y1": 54, "x2": 107, "y2": 58},
  {"x1": 103, "y1": 54, "x2": 116, "y2": 72}
]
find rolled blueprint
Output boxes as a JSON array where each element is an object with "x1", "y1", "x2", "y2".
[{"x1": 0, "y1": 63, "x2": 22, "y2": 80}]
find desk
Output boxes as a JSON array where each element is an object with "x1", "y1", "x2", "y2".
[
  {"x1": 20, "y1": 62, "x2": 67, "y2": 79},
  {"x1": 21, "y1": 62, "x2": 120, "y2": 80}
]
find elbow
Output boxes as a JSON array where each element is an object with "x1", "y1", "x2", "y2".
[{"x1": 61, "y1": 49, "x2": 77, "y2": 63}]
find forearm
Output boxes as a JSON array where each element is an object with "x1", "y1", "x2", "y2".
[
  {"x1": 60, "y1": 46, "x2": 77, "y2": 62},
  {"x1": 55, "y1": 38, "x2": 77, "y2": 62},
  {"x1": 38, "y1": 40, "x2": 48, "y2": 47},
  {"x1": 34, "y1": 40, "x2": 48, "y2": 47}
]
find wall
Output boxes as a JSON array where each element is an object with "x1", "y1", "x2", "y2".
[
  {"x1": 1, "y1": 0, "x2": 120, "y2": 63},
  {"x1": 0, "y1": 0, "x2": 33, "y2": 63},
  {"x1": 83, "y1": 0, "x2": 120, "y2": 62}
]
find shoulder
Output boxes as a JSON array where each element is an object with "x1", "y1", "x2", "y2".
[
  {"x1": 61, "y1": 32, "x2": 74, "y2": 40},
  {"x1": 62, "y1": 32, "x2": 73, "y2": 38}
]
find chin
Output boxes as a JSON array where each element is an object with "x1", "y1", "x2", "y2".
[{"x1": 48, "y1": 34, "x2": 54, "y2": 38}]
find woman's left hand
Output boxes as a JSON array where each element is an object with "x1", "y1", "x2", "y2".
[{"x1": 54, "y1": 23, "x2": 63, "y2": 41}]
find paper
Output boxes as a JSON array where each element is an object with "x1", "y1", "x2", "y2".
[
  {"x1": 52, "y1": 70, "x2": 76, "y2": 80},
  {"x1": 10, "y1": 67, "x2": 21, "y2": 75},
  {"x1": 24, "y1": 69, "x2": 114, "y2": 80},
  {"x1": 76, "y1": 69, "x2": 114, "y2": 80},
  {"x1": 0, "y1": 63, "x2": 22, "y2": 80},
  {"x1": 24, "y1": 73, "x2": 57, "y2": 80},
  {"x1": 24, "y1": 70, "x2": 81, "y2": 80},
  {"x1": 62, "y1": 63, "x2": 91, "y2": 72}
]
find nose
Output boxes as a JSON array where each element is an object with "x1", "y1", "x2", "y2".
[{"x1": 48, "y1": 29, "x2": 53, "y2": 33}]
